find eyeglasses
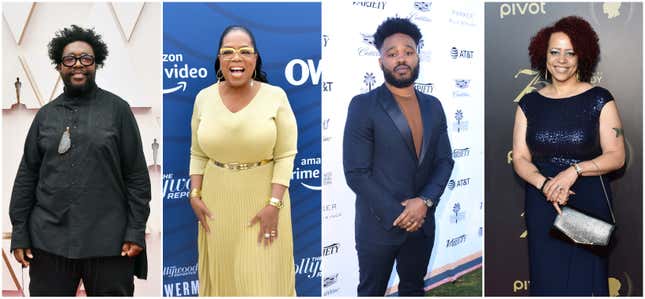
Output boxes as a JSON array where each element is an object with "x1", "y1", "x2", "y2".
[
  {"x1": 61, "y1": 54, "x2": 95, "y2": 67},
  {"x1": 219, "y1": 47, "x2": 256, "y2": 60}
]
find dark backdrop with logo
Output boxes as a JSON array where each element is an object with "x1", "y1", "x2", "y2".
[
  {"x1": 162, "y1": 2, "x2": 321, "y2": 296},
  {"x1": 485, "y1": 2, "x2": 642, "y2": 296}
]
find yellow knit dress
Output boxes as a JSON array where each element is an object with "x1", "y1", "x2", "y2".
[{"x1": 189, "y1": 82, "x2": 297, "y2": 296}]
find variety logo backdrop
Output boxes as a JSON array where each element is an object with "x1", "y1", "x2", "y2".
[
  {"x1": 484, "y1": 2, "x2": 642, "y2": 296},
  {"x1": 162, "y1": 2, "x2": 321, "y2": 297},
  {"x1": 321, "y1": 0, "x2": 483, "y2": 296}
]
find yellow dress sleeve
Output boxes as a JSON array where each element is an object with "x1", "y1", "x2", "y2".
[
  {"x1": 189, "y1": 89, "x2": 209, "y2": 175},
  {"x1": 271, "y1": 89, "x2": 298, "y2": 186}
]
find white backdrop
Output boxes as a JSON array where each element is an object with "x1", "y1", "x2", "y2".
[
  {"x1": 321, "y1": 0, "x2": 483, "y2": 296},
  {"x1": 2, "y1": 2, "x2": 161, "y2": 296}
]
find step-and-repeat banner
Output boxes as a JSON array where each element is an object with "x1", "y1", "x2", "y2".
[
  {"x1": 162, "y1": 2, "x2": 321, "y2": 296},
  {"x1": 485, "y1": 2, "x2": 642, "y2": 296},
  {"x1": 321, "y1": 1, "x2": 483, "y2": 296}
]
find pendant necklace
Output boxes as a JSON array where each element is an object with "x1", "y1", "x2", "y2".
[{"x1": 58, "y1": 126, "x2": 71, "y2": 154}]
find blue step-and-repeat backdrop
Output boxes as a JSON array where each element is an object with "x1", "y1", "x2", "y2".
[{"x1": 162, "y1": 2, "x2": 321, "y2": 296}]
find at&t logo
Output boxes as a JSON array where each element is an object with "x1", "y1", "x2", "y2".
[
  {"x1": 323, "y1": 81, "x2": 334, "y2": 92},
  {"x1": 448, "y1": 177, "x2": 471, "y2": 190},
  {"x1": 450, "y1": 47, "x2": 474, "y2": 60}
]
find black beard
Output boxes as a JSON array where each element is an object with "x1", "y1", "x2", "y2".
[
  {"x1": 381, "y1": 62, "x2": 419, "y2": 88},
  {"x1": 62, "y1": 73, "x2": 96, "y2": 97}
]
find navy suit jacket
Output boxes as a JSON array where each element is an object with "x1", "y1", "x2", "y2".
[{"x1": 343, "y1": 84, "x2": 454, "y2": 245}]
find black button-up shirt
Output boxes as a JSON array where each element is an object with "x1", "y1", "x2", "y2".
[{"x1": 9, "y1": 85, "x2": 150, "y2": 277}]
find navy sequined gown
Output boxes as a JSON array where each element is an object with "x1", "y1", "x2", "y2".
[{"x1": 518, "y1": 86, "x2": 614, "y2": 296}]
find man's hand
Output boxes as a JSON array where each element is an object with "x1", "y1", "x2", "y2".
[
  {"x1": 121, "y1": 242, "x2": 143, "y2": 257},
  {"x1": 13, "y1": 248, "x2": 33, "y2": 267},
  {"x1": 393, "y1": 197, "x2": 428, "y2": 232}
]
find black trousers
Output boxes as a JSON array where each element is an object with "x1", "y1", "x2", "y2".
[
  {"x1": 356, "y1": 230, "x2": 434, "y2": 296},
  {"x1": 29, "y1": 248, "x2": 134, "y2": 296}
]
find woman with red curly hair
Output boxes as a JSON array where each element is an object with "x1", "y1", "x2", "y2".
[{"x1": 511, "y1": 16, "x2": 625, "y2": 295}]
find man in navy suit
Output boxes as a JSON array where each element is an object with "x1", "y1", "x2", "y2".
[{"x1": 343, "y1": 17, "x2": 454, "y2": 296}]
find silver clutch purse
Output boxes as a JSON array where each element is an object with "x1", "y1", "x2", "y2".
[{"x1": 552, "y1": 175, "x2": 615, "y2": 246}]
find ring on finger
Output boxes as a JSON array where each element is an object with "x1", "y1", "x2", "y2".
[
  {"x1": 270, "y1": 230, "x2": 277, "y2": 236},
  {"x1": 264, "y1": 233, "x2": 271, "y2": 239}
]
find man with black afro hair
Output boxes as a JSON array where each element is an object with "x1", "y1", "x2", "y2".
[
  {"x1": 343, "y1": 17, "x2": 454, "y2": 296},
  {"x1": 9, "y1": 25, "x2": 150, "y2": 296}
]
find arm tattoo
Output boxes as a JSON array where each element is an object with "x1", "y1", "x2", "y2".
[{"x1": 612, "y1": 128, "x2": 624, "y2": 138}]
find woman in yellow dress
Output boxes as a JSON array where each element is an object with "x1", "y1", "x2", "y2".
[{"x1": 188, "y1": 25, "x2": 298, "y2": 296}]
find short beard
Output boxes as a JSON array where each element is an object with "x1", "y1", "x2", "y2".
[
  {"x1": 62, "y1": 73, "x2": 96, "y2": 96},
  {"x1": 381, "y1": 62, "x2": 419, "y2": 88}
]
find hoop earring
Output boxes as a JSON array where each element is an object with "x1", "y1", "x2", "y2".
[
  {"x1": 576, "y1": 71, "x2": 580, "y2": 82},
  {"x1": 216, "y1": 69, "x2": 224, "y2": 81},
  {"x1": 250, "y1": 69, "x2": 257, "y2": 87}
]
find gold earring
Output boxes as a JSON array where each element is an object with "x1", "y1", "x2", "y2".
[
  {"x1": 250, "y1": 69, "x2": 257, "y2": 87},
  {"x1": 576, "y1": 71, "x2": 580, "y2": 81},
  {"x1": 216, "y1": 69, "x2": 224, "y2": 81},
  {"x1": 545, "y1": 70, "x2": 549, "y2": 81}
]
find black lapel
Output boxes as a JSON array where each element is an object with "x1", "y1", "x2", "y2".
[
  {"x1": 376, "y1": 85, "x2": 417, "y2": 160},
  {"x1": 416, "y1": 90, "x2": 433, "y2": 166}
]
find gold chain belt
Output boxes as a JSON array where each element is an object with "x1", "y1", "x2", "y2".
[{"x1": 211, "y1": 159, "x2": 273, "y2": 171}]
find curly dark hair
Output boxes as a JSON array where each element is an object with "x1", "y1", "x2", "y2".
[
  {"x1": 528, "y1": 16, "x2": 600, "y2": 83},
  {"x1": 214, "y1": 25, "x2": 268, "y2": 83},
  {"x1": 47, "y1": 25, "x2": 109, "y2": 68},
  {"x1": 373, "y1": 17, "x2": 422, "y2": 52}
]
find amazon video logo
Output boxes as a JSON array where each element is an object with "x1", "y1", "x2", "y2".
[
  {"x1": 163, "y1": 53, "x2": 208, "y2": 94},
  {"x1": 292, "y1": 155, "x2": 321, "y2": 191}
]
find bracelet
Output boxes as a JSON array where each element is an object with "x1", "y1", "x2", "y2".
[
  {"x1": 189, "y1": 188, "x2": 201, "y2": 199},
  {"x1": 539, "y1": 177, "x2": 550, "y2": 193},
  {"x1": 267, "y1": 197, "x2": 284, "y2": 209},
  {"x1": 572, "y1": 163, "x2": 583, "y2": 176}
]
